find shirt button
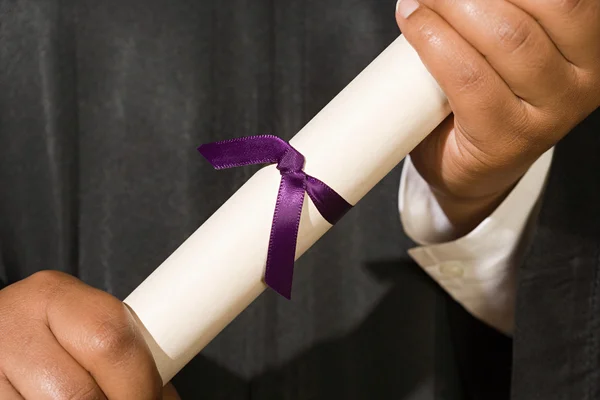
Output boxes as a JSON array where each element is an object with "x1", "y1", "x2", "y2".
[{"x1": 439, "y1": 262, "x2": 464, "y2": 278}]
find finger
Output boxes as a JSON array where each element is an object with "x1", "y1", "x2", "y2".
[
  {"x1": 417, "y1": 0, "x2": 574, "y2": 105},
  {"x1": 45, "y1": 273, "x2": 162, "y2": 400},
  {"x1": 1, "y1": 327, "x2": 106, "y2": 400},
  {"x1": 396, "y1": 0, "x2": 527, "y2": 144},
  {"x1": 0, "y1": 376, "x2": 24, "y2": 400},
  {"x1": 507, "y1": 0, "x2": 600, "y2": 67}
]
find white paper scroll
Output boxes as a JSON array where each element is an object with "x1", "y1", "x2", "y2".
[{"x1": 124, "y1": 35, "x2": 451, "y2": 384}]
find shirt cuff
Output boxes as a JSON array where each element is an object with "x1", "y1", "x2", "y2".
[{"x1": 399, "y1": 149, "x2": 554, "y2": 334}]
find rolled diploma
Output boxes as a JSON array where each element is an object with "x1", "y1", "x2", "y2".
[{"x1": 124, "y1": 34, "x2": 451, "y2": 383}]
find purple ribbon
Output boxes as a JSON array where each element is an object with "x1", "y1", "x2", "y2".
[{"x1": 198, "y1": 135, "x2": 352, "y2": 299}]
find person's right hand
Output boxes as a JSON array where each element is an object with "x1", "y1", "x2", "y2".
[{"x1": 0, "y1": 270, "x2": 178, "y2": 399}]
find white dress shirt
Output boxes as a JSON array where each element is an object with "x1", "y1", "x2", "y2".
[{"x1": 398, "y1": 149, "x2": 554, "y2": 335}]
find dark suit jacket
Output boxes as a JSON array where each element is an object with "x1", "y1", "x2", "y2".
[
  {"x1": 0, "y1": 0, "x2": 597, "y2": 399},
  {"x1": 512, "y1": 113, "x2": 600, "y2": 400}
]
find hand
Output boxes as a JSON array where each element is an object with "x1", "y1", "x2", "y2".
[
  {"x1": 395, "y1": 0, "x2": 600, "y2": 235},
  {"x1": 0, "y1": 271, "x2": 180, "y2": 399}
]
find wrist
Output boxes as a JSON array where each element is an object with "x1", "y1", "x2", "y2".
[
  {"x1": 409, "y1": 142, "x2": 535, "y2": 237},
  {"x1": 431, "y1": 183, "x2": 516, "y2": 237}
]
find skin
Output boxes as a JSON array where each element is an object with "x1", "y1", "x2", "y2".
[
  {"x1": 0, "y1": 271, "x2": 180, "y2": 399},
  {"x1": 396, "y1": 0, "x2": 600, "y2": 237}
]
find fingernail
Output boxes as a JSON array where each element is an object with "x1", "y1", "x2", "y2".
[{"x1": 396, "y1": 0, "x2": 420, "y2": 19}]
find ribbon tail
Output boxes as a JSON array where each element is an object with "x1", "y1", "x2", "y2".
[
  {"x1": 264, "y1": 173, "x2": 306, "y2": 299},
  {"x1": 305, "y1": 175, "x2": 353, "y2": 225}
]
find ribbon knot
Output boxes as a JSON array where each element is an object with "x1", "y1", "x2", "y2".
[
  {"x1": 276, "y1": 147, "x2": 304, "y2": 175},
  {"x1": 198, "y1": 135, "x2": 353, "y2": 299}
]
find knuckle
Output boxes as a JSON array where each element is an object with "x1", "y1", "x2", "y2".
[
  {"x1": 27, "y1": 270, "x2": 71, "y2": 287},
  {"x1": 495, "y1": 17, "x2": 533, "y2": 54},
  {"x1": 25, "y1": 270, "x2": 77, "y2": 299},
  {"x1": 87, "y1": 303, "x2": 138, "y2": 361},
  {"x1": 25, "y1": 270, "x2": 81, "y2": 303},
  {"x1": 551, "y1": 0, "x2": 583, "y2": 14},
  {"x1": 571, "y1": 71, "x2": 600, "y2": 113},
  {"x1": 63, "y1": 383, "x2": 105, "y2": 400},
  {"x1": 455, "y1": 62, "x2": 488, "y2": 93},
  {"x1": 525, "y1": 110, "x2": 563, "y2": 147}
]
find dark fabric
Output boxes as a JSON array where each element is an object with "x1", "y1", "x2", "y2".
[
  {"x1": 0, "y1": 0, "x2": 530, "y2": 399},
  {"x1": 512, "y1": 111, "x2": 600, "y2": 400},
  {"x1": 445, "y1": 295, "x2": 513, "y2": 400}
]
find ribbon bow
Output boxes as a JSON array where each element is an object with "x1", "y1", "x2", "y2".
[{"x1": 198, "y1": 135, "x2": 352, "y2": 299}]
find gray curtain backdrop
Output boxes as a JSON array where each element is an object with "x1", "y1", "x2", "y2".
[{"x1": 0, "y1": 0, "x2": 512, "y2": 398}]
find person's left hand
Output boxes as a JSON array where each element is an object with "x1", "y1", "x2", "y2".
[{"x1": 395, "y1": 0, "x2": 600, "y2": 234}]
